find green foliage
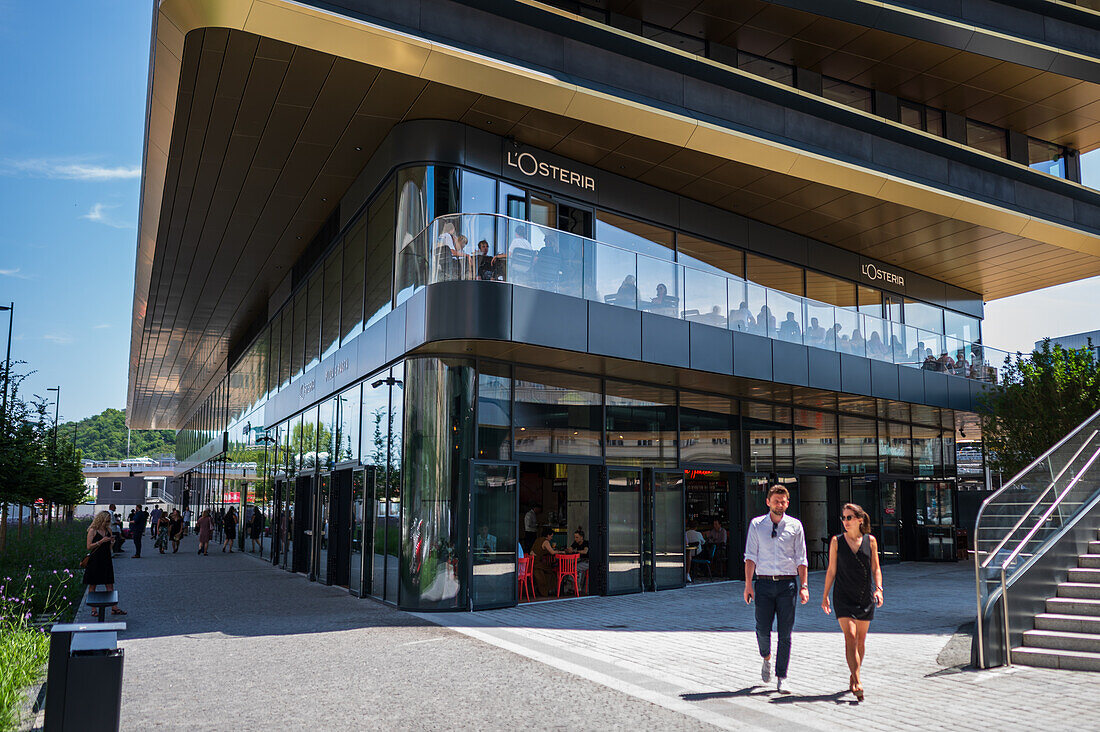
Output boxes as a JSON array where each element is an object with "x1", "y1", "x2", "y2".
[
  {"x1": 978, "y1": 338, "x2": 1100, "y2": 478},
  {"x1": 0, "y1": 520, "x2": 88, "y2": 732},
  {"x1": 59, "y1": 407, "x2": 174, "y2": 461}
]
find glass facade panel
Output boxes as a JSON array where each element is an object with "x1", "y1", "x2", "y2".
[
  {"x1": 683, "y1": 267, "x2": 727, "y2": 326},
  {"x1": 912, "y1": 425, "x2": 941, "y2": 477},
  {"x1": 336, "y1": 384, "x2": 360, "y2": 464},
  {"x1": 744, "y1": 401, "x2": 776, "y2": 473},
  {"x1": 967, "y1": 120, "x2": 1007, "y2": 158},
  {"x1": 838, "y1": 415, "x2": 876, "y2": 474},
  {"x1": 305, "y1": 269, "x2": 323, "y2": 372},
  {"x1": 863, "y1": 314, "x2": 890, "y2": 361},
  {"x1": 887, "y1": 421, "x2": 913, "y2": 474},
  {"x1": 806, "y1": 271, "x2": 856, "y2": 309},
  {"x1": 395, "y1": 168, "x2": 429, "y2": 305},
  {"x1": 677, "y1": 234, "x2": 743, "y2": 278},
  {"x1": 514, "y1": 368, "x2": 602, "y2": 456},
  {"x1": 291, "y1": 289, "x2": 306, "y2": 380},
  {"x1": 944, "y1": 310, "x2": 980, "y2": 345},
  {"x1": 341, "y1": 217, "x2": 366, "y2": 343},
  {"x1": 349, "y1": 469, "x2": 365, "y2": 594},
  {"x1": 607, "y1": 469, "x2": 642, "y2": 594},
  {"x1": 400, "y1": 357, "x2": 474, "y2": 611},
  {"x1": 637, "y1": 256, "x2": 680, "y2": 318},
  {"x1": 605, "y1": 381, "x2": 677, "y2": 467},
  {"x1": 905, "y1": 299, "x2": 943, "y2": 334},
  {"x1": 737, "y1": 51, "x2": 794, "y2": 85},
  {"x1": 746, "y1": 253, "x2": 803, "y2": 296},
  {"x1": 744, "y1": 280, "x2": 769, "y2": 337},
  {"x1": 1029, "y1": 138, "x2": 1066, "y2": 178},
  {"x1": 477, "y1": 362, "x2": 511, "y2": 460},
  {"x1": 587, "y1": 240, "x2": 637, "y2": 308},
  {"x1": 834, "y1": 307, "x2": 863, "y2": 356},
  {"x1": 321, "y1": 245, "x2": 342, "y2": 359},
  {"x1": 679, "y1": 392, "x2": 739, "y2": 465},
  {"x1": 654, "y1": 471, "x2": 684, "y2": 590},
  {"x1": 595, "y1": 210, "x2": 673, "y2": 260},
  {"x1": 794, "y1": 409, "x2": 838, "y2": 471},
  {"x1": 803, "y1": 298, "x2": 836, "y2": 350},
  {"x1": 367, "y1": 184, "x2": 395, "y2": 325},
  {"x1": 823, "y1": 77, "x2": 873, "y2": 112},
  {"x1": 857, "y1": 285, "x2": 882, "y2": 316},
  {"x1": 361, "y1": 377, "x2": 389, "y2": 599},
  {"x1": 768, "y1": 289, "x2": 803, "y2": 343}
]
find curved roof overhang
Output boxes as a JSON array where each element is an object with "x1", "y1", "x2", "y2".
[{"x1": 129, "y1": 0, "x2": 1100, "y2": 428}]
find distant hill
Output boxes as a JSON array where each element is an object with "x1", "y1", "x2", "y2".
[{"x1": 61, "y1": 408, "x2": 175, "y2": 461}]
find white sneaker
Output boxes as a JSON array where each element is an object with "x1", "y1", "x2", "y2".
[
  {"x1": 777, "y1": 677, "x2": 786, "y2": 693},
  {"x1": 761, "y1": 658, "x2": 772, "y2": 683}
]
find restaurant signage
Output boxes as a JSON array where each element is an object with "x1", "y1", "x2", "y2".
[
  {"x1": 505, "y1": 150, "x2": 596, "y2": 193},
  {"x1": 861, "y1": 263, "x2": 905, "y2": 287}
]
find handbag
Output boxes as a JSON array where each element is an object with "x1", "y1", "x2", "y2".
[{"x1": 79, "y1": 552, "x2": 91, "y2": 569}]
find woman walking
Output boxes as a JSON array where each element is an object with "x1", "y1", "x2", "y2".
[
  {"x1": 154, "y1": 509, "x2": 172, "y2": 553},
  {"x1": 196, "y1": 509, "x2": 214, "y2": 555},
  {"x1": 222, "y1": 507, "x2": 238, "y2": 553},
  {"x1": 169, "y1": 509, "x2": 184, "y2": 553},
  {"x1": 249, "y1": 508, "x2": 264, "y2": 553},
  {"x1": 821, "y1": 503, "x2": 883, "y2": 701},
  {"x1": 84, "y1": 511, "x2": 126, "y2": 616}
]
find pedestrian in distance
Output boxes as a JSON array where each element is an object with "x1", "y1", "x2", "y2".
[
  {"x1": 743, "y1": 485, "x2": 809, "y2": 693},
  {"x1": 196, "y1": 509, "x2": 214, "y2": 556},
  {"x1": 182, "y1": 508, "x2": 192, "y2": 535},
  {"x1": 130, "y1": 504, "x2": 149, "y2": 558},
  {"x1": 168, "y1": 509, "x2": 184, "y2": 553},
  {"x1": 84, "y1": 511, "x2": 126, "y2": 616},
  {"x1": 249, "y1": 508, "x2": 264, "y2": 553},
  {"x1": 222, "y1": 507, "x2": 238, "y2": 552},
  {"x1": 108, "y1": 503, "x2": 123, "y2": 553},
  {"x1": 149, "y1": 505, "x2": 163, "y2": 539},
  {"x1": 154, "y1": 509, "x2": 172, "y2": 554},
  {"x1": 820, "y1": 503, "x2": 884, "y2": 702},
  {"x1": 214, "y1": 509, "x2": 224, "y2": 543}
]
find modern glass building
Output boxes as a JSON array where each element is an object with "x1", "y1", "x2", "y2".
[{"x1": 130, "y1": 1, "x2": 1100, "y2": 610}]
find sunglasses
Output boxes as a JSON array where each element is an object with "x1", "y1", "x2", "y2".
[
  {"x1": 841, "y1": 515, "x2": 857, "y2": 521},
  {"x1": 771, "y1": 524, "x2": 778, "y2": 538}
]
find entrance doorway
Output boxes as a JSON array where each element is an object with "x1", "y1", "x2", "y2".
[
  {"x1": 604, "y1": 467, "x2": 685, "y2": 595},
  {"x1": 292, "y1": 475, "x2": 312, "y2": 574},
  {"x1": 684, "y1": 470, "x2": 741, "y2": 580},
  {"x1": 470, "y1": 461, "x2": 518, "y2": 610}
]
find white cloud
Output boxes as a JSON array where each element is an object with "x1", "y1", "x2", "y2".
[
  {"x1": 1, "y1": 158, "x2": 140, "y2": 181},
  {"x1": 42, "y1": 333, "x2": 74, "y2": 345},
  {"x1": 0, "y1": 267, "x2": 28, "y2": 279},
  {"x1": 81, "y1": 203, "x2": 133, "y2": 229}
]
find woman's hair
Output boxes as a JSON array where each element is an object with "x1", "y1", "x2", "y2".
[
  {"x1": 574, "y1": 527, "x2": 585, "y2": 539},
  {"x1": 202, "y1": 509, "x2": 211, "y2": 517},
  {"x1": 843, "y1": 503, "x2": 871, "y2": 535},
  {"x1": 540, "y1": 527, "x2": 555, "y2": 537},
  {"x1": 90, "y1": 511, "x2": 111, "y2": 532}
]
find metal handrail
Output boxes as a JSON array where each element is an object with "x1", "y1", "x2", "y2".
[
  {"x1": 978, "y1": 430, "x2": 1099, "y2": 569},
  {"x1": 974, "y1": 407, "x2": 1100, "y2": 667}
]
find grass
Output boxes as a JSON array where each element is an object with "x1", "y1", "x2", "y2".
[{"x1": 0, "y1": 519, "x2": 90, "y2": 731}]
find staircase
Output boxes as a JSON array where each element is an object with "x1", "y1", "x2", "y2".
[{"x1": 1012, "y1": 529, "x2": 1100, "y2": 671}]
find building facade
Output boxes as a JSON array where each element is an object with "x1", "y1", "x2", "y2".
[{"x1": 129, "y1": 1, "x2": 1100, "y2": 610}]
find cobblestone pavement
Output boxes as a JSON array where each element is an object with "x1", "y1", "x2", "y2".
[
  {"x1": 417, "y1": 563, "x2": 1100, "y2": 731},
  {"x1": 107, "y1": 537, "x2": 699, "y2": 731}
]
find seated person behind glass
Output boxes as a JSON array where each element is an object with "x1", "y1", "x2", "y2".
[
  {"x1": 729, "y1": 301, "x2": 755, "y2": 332},
  {"x1": 685, "y1": 526, "x2": 705, "y2": 557},
  {"x1": 474, "y1": 525, "x2": 497, "y2": 562},
  {"x1": 570, "y1": 527, "x2": 590, "y2": 561},
  {"x1": 707, "y1": 519, "x2": 727, "y2": 545},
  {"x1": 614, "y1": 275, "x2": 638, "y2": 305},
  {"x1": 778, "y1": 311, "x2": 801, "y2": 341},
  {"x1": 475, "y1": 239, "x2": 504, "y2": 281},
  {"x1": 649, "y1": 283, "x2": 677, "y2": 315},
  {"x1": 532, "y1": 527, "x2": 562, "y2": 595}
]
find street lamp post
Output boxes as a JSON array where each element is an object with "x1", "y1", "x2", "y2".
[
  {"x1": 0, "y1": 303, "x2": 12, "y2": 421},
  {"x1": 46, "y1": 386, "x2": 59, "y2": 527}
]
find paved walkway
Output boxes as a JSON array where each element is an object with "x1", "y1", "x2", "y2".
[
  {"x1": 420, "y1": 563, "x2": 1100, "y2": 731},
  {"x1": 107, "y1": 536, "x2": 693, "y2": 730},
  {"x1": 104, "y1": 536, "x2": 1100, "y2": 730}
]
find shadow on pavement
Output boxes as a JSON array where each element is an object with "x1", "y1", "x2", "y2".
[
  {"x1": 770, "y1": 689, "x2": 855, "y2": 705},
  {"x1": 680, "y1": 686, "x2": 774, "y2": 701}
]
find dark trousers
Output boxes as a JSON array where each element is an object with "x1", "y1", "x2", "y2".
[
  {"x1": 132, "y1": 532, "x2": 143, "y2": 557},
  {"x1": 112, "y1": 531, "x2": 124, "y2": 552},
  {"x1": 754, "y1": 577, "x2": 797, "y2": 678}
]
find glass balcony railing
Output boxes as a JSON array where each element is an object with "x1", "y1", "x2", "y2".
[{"x1": 396, "y1": 213, "x2": 1009, "y2": 383}]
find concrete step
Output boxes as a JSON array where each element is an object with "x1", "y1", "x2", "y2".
[
  {"x1": 1057, "y1": 582, "x2": 1100, "y2": 600},
  {"x1": 1035, "y1": 613, "x2": 1100, "y2": 634},
  {"x1": 1047, "y1": 597, "x2": 1100, "y2": 616},
  {"x1": 1069, "y1": 567, "x2": 1100, "y2": 583},
  {"x1": 1023, "y1": 629, "x2": 1100, "y2": 653},
  {"x1": 1089, "y1": 540, "x2": 1100, "y2": 553},
  {"x1": 1011, "y1": 646, "x2": 1100, "y2": 672},
  {"x1": 1080, "y1": 555, "x2": 1100, "y2": 569}
]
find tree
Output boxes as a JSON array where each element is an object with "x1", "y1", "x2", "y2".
[
  {"x1": 57, "y1": 407, "x2": 175, "y2": 460},
  {"x1": 978, "y1": 338, "x2": 1100, "y2": 478}
]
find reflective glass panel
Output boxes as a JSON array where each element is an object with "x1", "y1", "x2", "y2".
[
  {"x1": 321, "y1": 246, "x2": 341, "y2": 359},
  {"x1": 803, "y1": 298, "x2": 836, "y2": 350},
  {"x1": 394, "y1": 168, "x2": 428, "y2": 304},
  {"x1": 605, "y1": 381, "x2": 677, "y2": 467},
  {"x1": 746, "y1": 254, "x2": 803, "y2": 296},
  {"x1": 341, "y1": 217, "x2": 366, "y2": 344},
  {"x1": 637, "y1": 256, "x2": 680, "y2": 318},
  {"x1": 794, "y1": 409, "x2": 838, "y2": 471},
  {"x1": 839, "y1": 415, "x2": 876, "y2": 474},
  {"x1": 679, "y1": 392, "x2": 739, "y2": 465},
  {"x1": 595, "y1": 210, "x2": 673, "y2": 260},
  {"x1": 768, "y1": 289, "x2": 803, "y2": 344},
  {"x1": 349, "y1": 469, "x2": 365, "y2": 594},
  {"x1": 367, "y1": 184, "x2": 395, "y2": 325},
  {"x1": 654, "y1": 471, "x2": 684, "y2": 590},
  {"x1": 478, "y1": 362, "x2": 511, "y2": 460},
  {"x1": 305, "y1": 269, "x2": 323, "y2": 372},
  {"x1": 587, "y1": 241, "x2": 637, "y2": 309},
  {"x1": 471, "y1": 462, "x2": 518, "y2": 609},
  {"x1": 677, "y1": 234, "x2": 743, "y2": 277},
  {"x1": 514, "y1": 368, "x2": 602, "y2": 457},
  {"x1": 607, "y1": 469, "x2": 642, "y2": 594}
]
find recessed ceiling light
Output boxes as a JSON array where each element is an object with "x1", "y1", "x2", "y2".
[
  {"x1": 296, "y1": 236, "x2": 302, "y2": 240},
  {"x1": 355, "y1": 146, "x2": 362, "y2": 151},
  {"x1": 321, "y1": 197, "x2": 327, "y2": 202}
]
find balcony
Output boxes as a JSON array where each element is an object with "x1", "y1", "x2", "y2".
[{"x1": 397, "y1": 214, "x2": 1009, "y2": 385}]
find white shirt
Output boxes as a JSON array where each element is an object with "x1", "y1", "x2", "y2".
[
  {"x1": 685, "y1": 529, "x2": 705, "y2": 557},
  {"x1": 744, "y1": 513, "x2": 808, "y2": 577},
  {"x1": 524, "y1": 509, "x2": 538, "y2": 532}
]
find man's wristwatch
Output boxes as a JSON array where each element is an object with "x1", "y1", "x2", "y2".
[{"x1": 801, "y1": 583, "x2": 809, "y2": 589}]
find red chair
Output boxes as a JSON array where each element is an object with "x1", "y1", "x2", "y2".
[
  {"x1": 555, "y1": 553, "x2": 581, "y2": 598},
  {"x1": 517, "y1": 556, "x2": 535, "y2": 602}
]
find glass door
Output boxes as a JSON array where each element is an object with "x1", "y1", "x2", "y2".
[
  {"x1": 315, "y1": 473, "x2": 331, "y2": 583},
  {"x1": 470, "y1": 461, "x2": 518, "y2": 610},
  {"x1": 647, "y1": 470, "x2": 684, "y2": 591},
  {"x1": 349, "y1": 469, "x2": 365, "y2": 595},
  {"x1": 607, "y1": 468, "x2": 642, "y2": 595},
  {"x1": 878, "y1": 479, "x2": 901, "y2": 562}
]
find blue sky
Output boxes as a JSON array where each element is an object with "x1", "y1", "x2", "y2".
[{"x1": 0, "y1": 4, "x2": 1096, "y2": 422}]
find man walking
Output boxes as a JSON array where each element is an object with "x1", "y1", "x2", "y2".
[
  {"x1": 131, "y1": 504, "x2": 149, "y2": 559},
  {"x1": 149, "y1": 505, "x2": 163, "y2": 539},
  {"x1": 744, "y1": 485, "x2": 808, "y2": 692},
  {"x1": 182, "y1": 508, "x2": 192, "y2": 536}
]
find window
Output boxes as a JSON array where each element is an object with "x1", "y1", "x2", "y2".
[
  {"x1": 291, "y1": 289, "x2": 306, "y2": 380},
  {"x1": 321, "y1": 245, "x2": 342, "y2": 359},
  {"x1": 746, "y1": 254, "x2": 803, "y2": 296},
  {"x1": 823, "y1": 78, "x2": 873, "y2": 113},
  {"x1": 340, "y1": 217, "x2": 366, "y2": 344},
  {"x1": 514, "y1": 368, "x2": 602, "y2": 456},
  {"x1": 305, "y1": 269, "x2": 323, "y2": 371},
  {"x1": 904, "y1": 299, "x2": 944, "y2": 334},
  {"x1": 366, "y1": 184, "x2": 395, "y2": 326},
  {"x1": 643, "y1": 23, "x2": 706, "y2": 56},
  {"x1": 899, "y1": 102, "x2": 923, "y2": 131},
  {"x1": 736, "y1": 51, "x2": 794, "y2": 86},
  {"x1": 967, "y1": 120, "x2": 1007, "y2": 158},
  {"x1": 112, "y1": 481, "x2": 122, "y2": 492},
  {"x1": 677, "y1": 234, "x2": 743, "y2": 278},
  {"x1": 1029, "y1": 138, "x2": 1066, "y2": 178},
  {"x1": 595, "y1": 211, "x2": 674, "y2": 260},
  {"x1": 806, "y1": 271, "x2": 857, "y2": 309}
]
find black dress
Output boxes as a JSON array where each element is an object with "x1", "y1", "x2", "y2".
[
  {"x1": 832, "y1": 533, "x2": 875, "y2": 621},
  {"x1": 83, "y1": 530, "x2": 114, "y2": 586}
]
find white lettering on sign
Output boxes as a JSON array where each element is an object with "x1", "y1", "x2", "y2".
[
  {"x1": 861, "y1": 263, "x2": 905, "y2": 287},
  {"x1": 506, "y1": 151, "x2": 595, "y2": 192},
  {"x1": 298, "y1": 381, "x2": 315, "y2": 398},
  {"x1": 324, "y1": 359, "x2": 349, "y2": 382}
]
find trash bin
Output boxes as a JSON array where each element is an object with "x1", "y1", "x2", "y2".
[{"x1": 45, "y1": 623, "x2": 125, "y2": 732}]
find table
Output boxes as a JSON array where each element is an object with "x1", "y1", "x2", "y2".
[{"x1": 86, "y1": 590, "x2": 119, "y2": 622}]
